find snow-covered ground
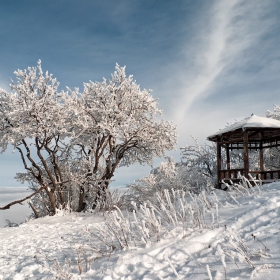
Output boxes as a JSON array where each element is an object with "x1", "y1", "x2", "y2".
[{"x1": 1, "y1": 183, "x2": 280, "y2": 279}]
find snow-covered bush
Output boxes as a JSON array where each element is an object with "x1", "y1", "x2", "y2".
[
  {"x1": 126, "y1": 157, "x2": 197, "y2": 206},
  {"x1": 180, "y1": 137, "x2": 219, "y2": 189},
  {"x1": 126, "y1": 141, "x2": 220, "y2": 205}
]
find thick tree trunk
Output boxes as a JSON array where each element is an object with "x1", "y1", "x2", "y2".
[
  {"x1": 45, "y1": 188, "x2": 57, "y2": 215},
  {"x1": 57, "y1": 187, "x2": 65, "y2": 208},
  {"x1": 92, "y1": 180, "x2": 110, "y2": 210},
  {"x1": 77, "y1": 186, "x2": 86, "y2": 212}
]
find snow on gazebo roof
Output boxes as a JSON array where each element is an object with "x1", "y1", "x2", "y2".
[{"x1": 207, "y1": 114, "x2": 280, "y2": 141}]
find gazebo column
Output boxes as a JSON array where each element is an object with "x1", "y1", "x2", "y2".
[
  {"x1": 243, "y1": 131, "x2": 249, "y2": 178},
  {"x1": 226, "y1": 144, "x2": 230, "y2": 179},
  {"x1": 217, "y1": 140, "x2": 222, "y2": 189},
  {"x1": 259, "y1": 141, "x2": 264, "y2": 180}
]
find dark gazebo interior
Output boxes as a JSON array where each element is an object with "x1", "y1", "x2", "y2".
[{"x1": 207, "y1": 115, "x2": 280, "y2": 188}]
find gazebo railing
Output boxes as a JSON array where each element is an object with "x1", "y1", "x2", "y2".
[
  {"x1": 219, "y1": 169, "x2": 280, "y2": 181},
  {"x1": 219, "y1": 169, "x2": 244, "y2": 180},
  {"x1": 249, "y1": 170, "x2": 280, "y2": 180}
]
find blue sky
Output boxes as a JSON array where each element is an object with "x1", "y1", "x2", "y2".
[{"x1": 0, "y1": 0, "x2": 280, "y2": 188}]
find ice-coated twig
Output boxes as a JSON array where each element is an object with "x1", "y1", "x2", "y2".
[
  {"x1": 252, "y1": 234, "x2": 269, "y2": 251},
  {"x1": 206, "y1": 264, "x2": 213, "y2": 280}
]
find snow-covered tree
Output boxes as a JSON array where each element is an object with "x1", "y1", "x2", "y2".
[
  {"x1": 267, "y1": 104, "x2": 280, "y2": 120},
  {"x1": 180, "y1": 137, "x2": 219, "y2": 188},
  {"x1": 265, "y1": 105, "x2": 280, "y2": 170},
  {"x1": 0, "y1": 61, "x2": 75, "y2": 215},
  {"x1": 65, "y1": 64, "x2": 177, "y2": 210},
  {"x1": 0, "y1": 61, "x2": 177, "y2": 215}
]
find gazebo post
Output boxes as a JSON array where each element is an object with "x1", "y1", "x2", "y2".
[
  {"x1": 217, "y1": 140, "x2": 222, "y2": 189},
  {"x1": 259, "y1": 141, "x2": 264, "y2": 180},
  {"x1": 243, "y1": 131, "x2": 249, "y2": 179},
  {"x1": 226, "y1": 144, "x2": 230, "y2": 178}
]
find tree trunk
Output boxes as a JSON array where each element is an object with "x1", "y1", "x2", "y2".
[
  {"x1": 92, "y1": 180, "x2": 110, "y2": 210},
  {"x1": 45, "y1": 188, "x2": 57, "y2": 215},
  {"x1": 28, "y1": 201, "x2": 39, "y2": 218},
  {"x1": 57, "y1": 187, "x2": 65, "y2": 208},
  {"x1": 77, "y1": 186, "x2": 86, "y2": 212}
]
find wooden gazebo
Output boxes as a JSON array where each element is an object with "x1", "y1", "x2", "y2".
[{"x1": 207, "y1": 114, "x2": 280, "y2": 188}]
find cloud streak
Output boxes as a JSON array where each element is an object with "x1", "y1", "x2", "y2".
[{"x1": 172, "y1": 0, "x2": 278, "y2": 122}]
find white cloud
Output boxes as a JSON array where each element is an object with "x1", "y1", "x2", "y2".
[{"x1": 172, "y1": 0, "x2": 278, "y2": 122}]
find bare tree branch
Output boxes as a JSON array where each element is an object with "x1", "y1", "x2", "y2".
[
  {"x1": 0, "y1": 179, "x2": 71, "y2": 210},
  {"x1": 0, "y1": 186, "x2": 45, "y2": 210}
]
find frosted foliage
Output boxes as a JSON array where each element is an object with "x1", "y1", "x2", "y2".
[
  {"x1": 127, "y1": 157, "x2": 197, "y2": 205},
  {"x1": 263, "y1": 147, "x2": 280, "y2": 170},
  {"x1": 0, "y1": 61, "x2": 176, "y2": 216},
  {"x1": 0, "y1": 61, "x2": 76, "y2": 215},
  {"x1": 180, "y1": 137, "x2": 218, "y2": 188},
  {"x1": 267, "y1": 104, "x2": 280, "y2": 121},
  {"x1": 66, "y1": 64, "x2": 177, "y2": 168},
  {"x1": 127, "y1": 141, "x2": 222, "y2": 205},
  {"x1": 265, "y1": 105, "x2": 280, "y2": 170},
  {"x1": 0, "y1": 60, "x2": 69, "y2": 152}
]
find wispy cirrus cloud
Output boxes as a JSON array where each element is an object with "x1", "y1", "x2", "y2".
[
  {"x1": 154, "y1": 0, "x2": 280, "y2": 149},
  {"x1": 172, "y1": 0, "x2": 279, "y2": 122}
]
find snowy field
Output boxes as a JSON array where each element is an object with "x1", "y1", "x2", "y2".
[{"x1": 1, "y1": 183, "x2": 280, "y2": 279}]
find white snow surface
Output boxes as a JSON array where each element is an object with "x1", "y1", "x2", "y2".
[
  {"x1": 208, "y1": 114, "x2": 280, "y2": 139},
  {"x1": 1, "y1": 183, "x2": 280, "y2": 279}
]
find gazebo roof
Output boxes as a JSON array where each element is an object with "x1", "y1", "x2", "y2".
[{"x1": 208, "y1": 115, "x2": 280, "y2": 143}]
